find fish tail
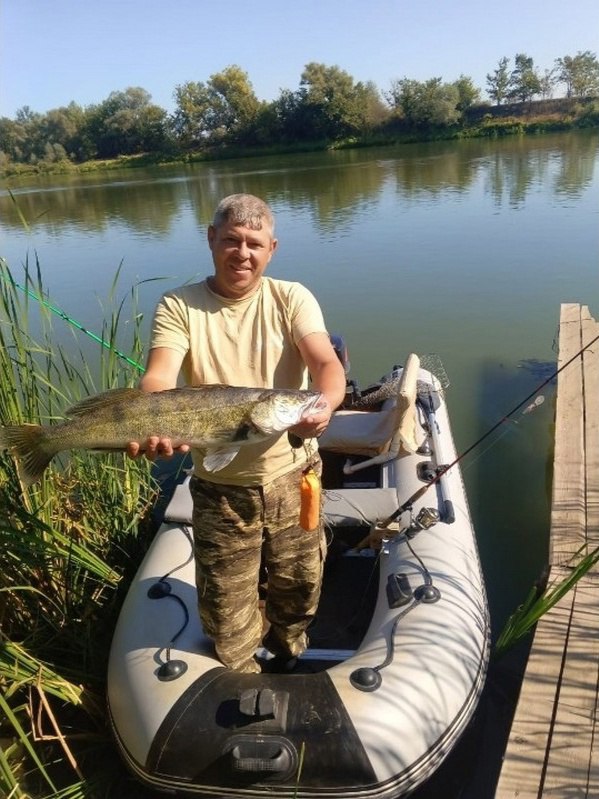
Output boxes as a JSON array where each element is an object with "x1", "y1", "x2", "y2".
[{"x1": 0, "y1": 424, "x2": 57, "y2": 485}]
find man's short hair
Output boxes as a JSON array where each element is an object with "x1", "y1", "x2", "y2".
[{"x1": 213, "y1": 194, "x2": 275, "y2": 234}]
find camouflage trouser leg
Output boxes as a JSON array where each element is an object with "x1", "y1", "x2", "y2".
[
  {"x1": 261, "y1": 461, "x2": 325, "y2": 660},
  {"x1": 190, "y1": 463, "x2": 325, "y2": 674}
]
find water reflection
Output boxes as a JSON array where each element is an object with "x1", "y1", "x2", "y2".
[{"x1": 1, "y1": 132, "x2": 596, "y2": 235}]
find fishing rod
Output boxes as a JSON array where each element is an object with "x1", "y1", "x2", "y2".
[
  {"x1": 0, "y1": 271, "x2": 145, "y2": 373},
  {"x1": 377, "y1": 330, "x2": 599, "y2": 531}
]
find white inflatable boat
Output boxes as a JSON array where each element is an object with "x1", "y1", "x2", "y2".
[{"x1": 107, "y1": 354, "x2": 489, "y2": 798}]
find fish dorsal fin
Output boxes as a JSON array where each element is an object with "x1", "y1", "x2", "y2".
[
  {"x1": 66, "y1": 388, "x2": 144, "y2": 417},
  {"x1": 202, "y1": 446, "x2": 241, "y2": 472}
]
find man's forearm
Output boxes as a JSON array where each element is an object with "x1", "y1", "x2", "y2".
[
  {"x1": 311, "y1": 360, "x2": 347, "y2": 411},
  {"x1": 139, "y1": 374, "x2": 176, "y2": 393}
]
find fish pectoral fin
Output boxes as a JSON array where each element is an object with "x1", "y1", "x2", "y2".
[{"x1": 202, "y1": 447, "x2": 241, "y2": 472}]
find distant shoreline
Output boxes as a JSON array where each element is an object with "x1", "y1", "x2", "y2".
[{"x1": 2, "y1": 98, "x2": 597, "y2": 181}]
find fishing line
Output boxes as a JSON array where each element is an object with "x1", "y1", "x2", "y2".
[
  {"x1": 0, "y1": 269, "x2": 145, "y2": 373},
  {"x1": 460, "y1": 394, "x2": 546, "y2": 474},
  {"x1": 379, "y1": 330, "x2": 599, "y2": 530}
]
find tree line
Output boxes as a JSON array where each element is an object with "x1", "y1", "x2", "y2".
[{"x1": 1, "y1": 51, "x2": 598, "y2": 170}]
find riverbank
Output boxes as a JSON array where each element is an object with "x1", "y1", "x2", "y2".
[{"x1": 2, "y1": 98, "x2": 597, "y2": 181}]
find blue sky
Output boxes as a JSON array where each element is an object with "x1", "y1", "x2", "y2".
[{"x1": 1, "y1": 0, "x2": 598, "y2": 118}]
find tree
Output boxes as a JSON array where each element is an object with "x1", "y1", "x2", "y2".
[
  {"x1": 10, "y1": 106, "x2": 44, "y2": 163},
  {"x1": 206, "y1": 65, "x2": 260, "y2": 143},
  {"x1": 39, "y1": 103, "x2": 87, "y2": 160},
  {"x1": 486, "y1": 57, "x2": 511, "y2": 105},
  {"x1": 85, "y1": 87, "x2": 169, "y2": 158},
  {"x1": 555, "y1": 51, "x2": 599, "y2": 98},
  {"x1": 294, "y1": 63, "x2": 374, "y2": 140},
  {"x1": 171, "y1": 81, "x2": 213, "y2": 146},
  {"x1": 172, "y1": 66, "x2": 259, "y2": 146},
  {"x1": 387, "y1": 77, "x2": 460, "y2": 127},
  {"x1": 355, "y1": 80, "x2": 388, "y2": 129},
  {"x1": 508, "y1": 53, "x2": 541, "y2": 103},
  {"x1": 453, "y1": 75, "x2": 481, "y2": 112},
  {"x1": 538, "y1": 69, "x2": 556, "y2": 100},
  {"x1": 0, "y1": 116, "x2": 28, "y2": 162}
]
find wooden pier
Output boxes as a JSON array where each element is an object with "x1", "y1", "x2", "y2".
[{"x1": 496, "y1": 304, "x2": 599, "y2": 798}]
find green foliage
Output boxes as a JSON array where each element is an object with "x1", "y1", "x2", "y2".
[
  {"x1": 84, "y1": 87, "x2": 170, "y2": 159},
  {"x1": 171, "y1": 65, "x2": 260, "y2": 147},
  {"x1": 1, "y1": 52, "x2": 598, "y2": 175},
  {"x1": 453, "y1": 74, "x2": 481, "y2": 111},
  {"x1": 508, "y1": 53, "x2": 542, "y2": 103},
  {"x1": 574, "y1": 99, "x2": 599, "y2": 128},
  {"x1": 494, "y1": 546, "x2": 599, "y2": 660},
  {"x1": 486, "y1": 57, "x2": 511, "y2": 105},
  {"x1": 296, "y1": 62, "x2": 378, "y2": 139},
  {"x1": 555, "y1": 50, "x2": 599, "y2": 98},
  {"x1": 0, "y1": 256, "x2": 158, "y2": 797},
  {"x1": 208, "y1": 65, "x2": 261, "y2": 142},
  {"x1": 387, "y1": 77, "x2": 461, "y2": 127}
]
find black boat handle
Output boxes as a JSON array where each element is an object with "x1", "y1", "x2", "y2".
[{"x1": 230, "y1": 744, "x2": 291, "y2": 773}]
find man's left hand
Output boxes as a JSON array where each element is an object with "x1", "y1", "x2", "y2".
[{"x1": 290, "y1": 399, "x2": 332, "y2": 440}]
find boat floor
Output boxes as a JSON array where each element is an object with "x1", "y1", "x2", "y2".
[
  {"x1": 259, "y1": 544, "x2": 379, "y2": 674},
  {"x1": 257, "y1": 438, "x2": 382, "y2": 674}
]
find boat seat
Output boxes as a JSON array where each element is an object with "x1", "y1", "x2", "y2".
[
  {"x1": 163, "y1": 475, "x2": 194, "y2": 524},
  {"x1": 162, "y1": 477, "x2": 398, "y2": 531},
  {"x1": 318, "y1": 353, "x2": 421, "y2": 474},
  {"x1": 323, "y1": 487, "x2": 398, "y2": 527}
]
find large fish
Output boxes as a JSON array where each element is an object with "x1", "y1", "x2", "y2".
[{"x1": 0, "y1": 385, "x2": 324, "y2": 486}]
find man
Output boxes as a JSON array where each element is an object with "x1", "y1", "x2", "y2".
[{"x1": 128, "y1": 194, "x2": 346, "y2": 674}]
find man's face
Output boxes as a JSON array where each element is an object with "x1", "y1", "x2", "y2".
[{"x1": 207, "y1": 221, "x2": 278, "y2": 299}]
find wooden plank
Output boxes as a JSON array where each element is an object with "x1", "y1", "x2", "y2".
[
  {"x1": 494, "y1": 572, "x2": 576, "y2": 799},
  {"x1": 590, "y1": 705, "x2": 599, "y2": 798},
  {"x1": 542, "y1": 575, "x2": 599, "y2": 795},
  {"x1": 550, "y1": 304, "x2": 585, "y2": 565},
  {"x1": 582, "y1": 309, "x2": 599, "y2": 551},
  {"x1": 581, "y1": 308, "x2": 599, "y2": 799}
]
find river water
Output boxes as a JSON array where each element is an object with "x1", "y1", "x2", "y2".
[
  {"x1": 2, "y1": 131, "x2": 598, "y2": 643},
  {"x1": 2, "y1": 130, "x2": 599, "y2": 694}
]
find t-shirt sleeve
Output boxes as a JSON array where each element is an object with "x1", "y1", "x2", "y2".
[
  {"x1": 149, "y1": 291, "x2": 191, "y2": 357},
  {"x1": 287, "y1": 283, "x2": 328, "y2": 344}
]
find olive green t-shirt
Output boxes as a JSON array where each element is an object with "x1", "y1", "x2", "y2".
[{"x1": 149, "y1": 277, "x2": 328, "y2": 485}]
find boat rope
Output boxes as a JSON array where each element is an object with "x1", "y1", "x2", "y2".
[
  {"x1": 378, "y1": 330, "x2": 599, "y2": 530},
  {"x1": 146, "y1": 526, "x2": 195, "y2": 676},
  {"x1": 371, "y1": 536, "x2": 438, "y2": 674}
]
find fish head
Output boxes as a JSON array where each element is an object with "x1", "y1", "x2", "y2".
[{"x1": 250, "y1": 390, "x2": 325, "y2": 435}]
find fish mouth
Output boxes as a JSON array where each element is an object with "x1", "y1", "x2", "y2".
[
  {"x1": 305, "y1": 393, "x2": 327, "y2": 415},
  {"x1": 259, "y1": 391, "x2": 326, "y2": 433}
]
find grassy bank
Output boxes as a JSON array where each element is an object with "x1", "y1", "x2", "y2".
[{"x1": 0, "y1": 258, "x2": 159, "y2": 798}]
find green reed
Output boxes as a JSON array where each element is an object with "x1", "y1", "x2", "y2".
[
  {"x1": 0, "y1": 256, "x2": 159, "y2": 798},
  {"x1": 493, "y1": 544, "x2": 599, "y2": 660}
]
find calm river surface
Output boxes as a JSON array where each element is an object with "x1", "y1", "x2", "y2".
[{"x1": 1, "y1": 130, "x2": 598, "y2": 646}]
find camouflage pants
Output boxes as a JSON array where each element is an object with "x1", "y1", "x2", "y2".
[{"x1": 190, "y1": 461, "x2": 325, "y2": 674}]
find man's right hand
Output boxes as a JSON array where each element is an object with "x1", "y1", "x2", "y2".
[
  {"x1": 129, "y1": 347, "x2": 190, "y2": 461},
  {"x1": 126, "y1": 437, "x2": 190, "y2": 461}
]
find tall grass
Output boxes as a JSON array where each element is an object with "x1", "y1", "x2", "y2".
[
  {"x1": 493, "y1": 545, "x2": 599, "y2": 660},
  {"x1": 0, "y1": 256, "x2": 159, "y2": 798}
]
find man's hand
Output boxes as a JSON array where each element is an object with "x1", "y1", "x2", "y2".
[
  {"x1": 126, "y1": 437, "x2": 190, "y2": 461},
  {"x1": 290, "y1": 398, "x2": 332, "y2": 440},
  {"x1": 128, "y1": 347, "x2": 190, "y2": 460}
]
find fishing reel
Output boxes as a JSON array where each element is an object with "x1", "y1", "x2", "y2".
[{"x1": 405, "y1": 506, "x2": 440, "y2": 538}]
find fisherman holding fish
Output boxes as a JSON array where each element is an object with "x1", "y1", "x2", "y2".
[{"x1": 128, "y1": 194, "x2": 347, "y2": 674}]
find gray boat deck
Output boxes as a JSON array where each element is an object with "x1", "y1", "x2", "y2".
[{"x1": 495, "y1": 303, "x2": 599, "y2": 797}]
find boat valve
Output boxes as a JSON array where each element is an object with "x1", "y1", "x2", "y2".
[{"x1": 406, "y1": 507, "x2": 440, "y2": 538}]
